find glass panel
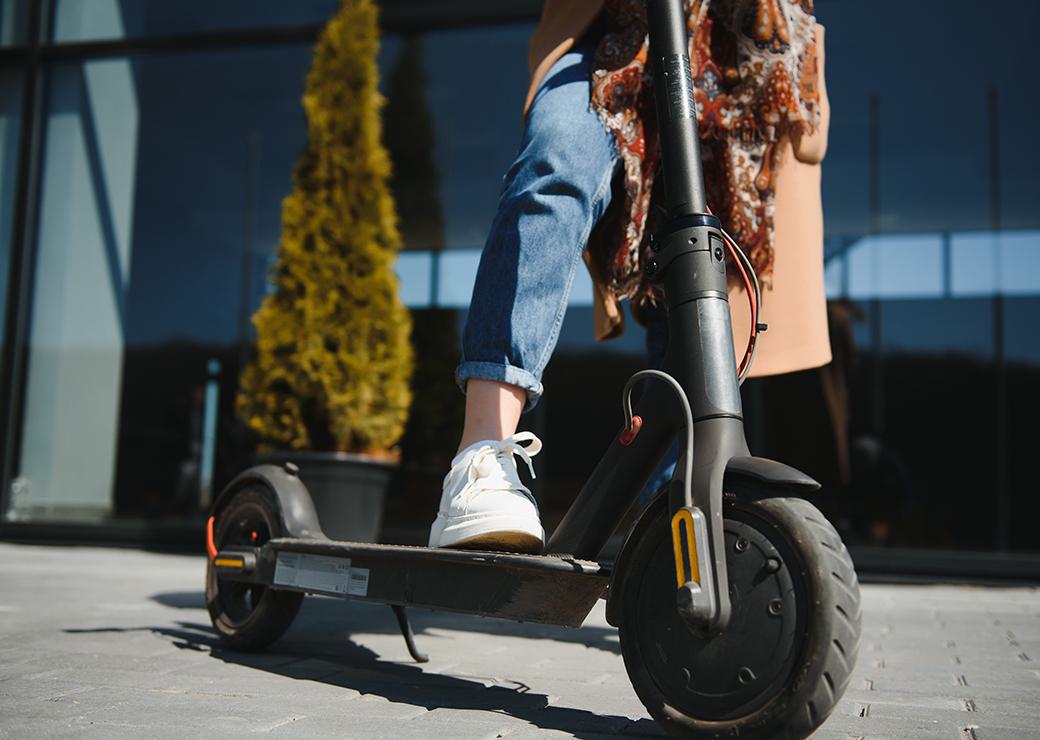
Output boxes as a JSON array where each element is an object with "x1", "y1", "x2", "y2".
[
  {"x1": 0, "y1": 0, "x2": 30, "y2": 46},
  {"x1": 1007, "y1": 294, "x2": 1040, "y2": 552},
  {"x1": 8, "y1": 45, "x2": 313, "y2": 522},
  {"x1": 381, "y1": 25, "x2": 533, "y2": 252},
  {"x1": 807, "y1": 0, "x2": 1040, "y2": 552},
  {"x1": 52, "y1": 0, "x2": 338, "y2": 42},
  {"x1": 7, "y1": 19, "x2": 541, "y2": 526},
  {"x1": 0, "y1": 69, "x2": 21, "y2": 354},
  {"x1": 6, "y1": 1, "x2": 1034, "y2": 556}
]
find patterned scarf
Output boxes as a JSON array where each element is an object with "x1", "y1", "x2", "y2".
[{"x1": 590, "y1": 0, "x2": 821, "y2": 300}]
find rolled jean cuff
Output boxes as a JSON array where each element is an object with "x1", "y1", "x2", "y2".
[{"x1": 455, "y1": 361, "x2": 544, "y2": 413}]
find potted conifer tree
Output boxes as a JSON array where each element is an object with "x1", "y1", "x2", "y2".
[{"x1": 236, "y1": 0, "x2": 413, "y2": 543}]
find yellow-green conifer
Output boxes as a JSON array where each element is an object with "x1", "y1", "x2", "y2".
[{"x1": 237, "y1": 0, "x2": 413, "y2": 454}]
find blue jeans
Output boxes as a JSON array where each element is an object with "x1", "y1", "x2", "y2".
[
  {"x1": 455, "y1": 39, "x2": 619, "y2": 411},
  {"x1": 455, "y1": 39, "x2": 677, "y2": 507}
]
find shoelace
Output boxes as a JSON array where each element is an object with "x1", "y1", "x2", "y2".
[{"x1": 463, "y1": 432, "x2": 543, "y2": 504}]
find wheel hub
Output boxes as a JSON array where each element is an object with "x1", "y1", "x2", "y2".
[
  {"x1": 633, "y1": 512, "x2": 802, "y2": 721},
  {"x1": 213, "y1": 500, "x2": 273, "y2": 624}
]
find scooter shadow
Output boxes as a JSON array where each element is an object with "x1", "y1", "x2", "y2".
[
  {"x1": 130, "y1": 594, "x2": 648, "y2": 735},
  {"x1": 151, "y1": 589, "x2": 623, "y2": 656},
  {"x1": 129, "y1": 592, "x2": 657, "y2": 738}
]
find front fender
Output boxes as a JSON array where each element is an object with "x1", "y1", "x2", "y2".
[
  {"x1": 605, "y1": 455, "x2": 819, "y2": 626},
  {"x1": 723, "y1": 455, "x2": 820, "y2": 499}
]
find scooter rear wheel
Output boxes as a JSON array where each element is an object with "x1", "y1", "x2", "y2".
[
  {"x1": 615, "y1": 495, "x2": 861, "y2": 739},
  {"x1": 205, "y1": 485, "x2": 303, "y2": 650}
]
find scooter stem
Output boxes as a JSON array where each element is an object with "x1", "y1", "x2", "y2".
[
  {"x1": 645, "y1": 0, "x2": 753, "y2": 631},
  {"x1": 646, "y1": 0, "x2": 708, "y2": 218}
]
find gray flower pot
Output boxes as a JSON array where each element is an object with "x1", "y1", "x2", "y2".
[{"x1": 254, "y1": 451, "x2": 394, "y2": 543}]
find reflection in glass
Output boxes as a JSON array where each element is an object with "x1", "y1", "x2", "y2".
[
  {"x1": 13, "y1": 59, "x2": 137, "y2": 521},
  {"x1": 11, "y1": 46, "x2": 313, "y2": 521},
  {"x1": 0, "y1": 0, "x2": 29, "y2": 46},
  {"x1": 417, "y1": 24, "x2": 532, "y2": 250},
  {"x1": 806, "y1": 0, "x2": 1040, "y2": 553},
  {"x1": 52, "y1": 0, "x2": 337, "y2": 42},
  {"x1": 1, "y1": 1, "x2": 1036, "y2": 557}
]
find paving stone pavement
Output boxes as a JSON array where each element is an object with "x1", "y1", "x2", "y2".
[{"x1": 0, "y1": 542, "x2": 1038, "y2": 739}]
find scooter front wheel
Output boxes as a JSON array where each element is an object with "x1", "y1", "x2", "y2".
[
  {"x1": 615, "y1": 495, "x2": 861, "y2": 739},
  {"x1": 205, "y1": 485, "x2": 303, "y2": 650}
]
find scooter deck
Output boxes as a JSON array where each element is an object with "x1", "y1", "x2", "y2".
[{"x1": 218, "y1": 538, "x2": 610, "y2": 628}]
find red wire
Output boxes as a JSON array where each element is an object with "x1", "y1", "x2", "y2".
[
  {"x1": 725, "y1": 230, "x2": 758, "y2": 377},
  {"x1": 704, "y1": 208, "x2": 759, "y2": 377}
]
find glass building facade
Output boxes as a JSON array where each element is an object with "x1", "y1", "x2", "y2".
[{"x1": 1, "y1": 1, "x2": 1038, "y2": 574}]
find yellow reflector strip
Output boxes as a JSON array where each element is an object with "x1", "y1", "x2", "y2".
[
  {"x1": 671, "y1": 508, "x2": 700, "y2": 588},
  {"x1": 214, "y1": 557, "x2": 245, "y2": 569}
]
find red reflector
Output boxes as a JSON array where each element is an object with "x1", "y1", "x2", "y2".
[
  {"x1": 620, "y1": 415, "x2": 643, "y2": 446},
  {"x1": 205, "y1": 516, "x2": 218, "y2": 561}
]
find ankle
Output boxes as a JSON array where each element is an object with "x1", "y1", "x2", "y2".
[
  {"x1": 456, "y1": 434, "x2": 500, "y2": 455},
  {"x1": 457, "y1": 379, "x2": 526, "y2": 454}
]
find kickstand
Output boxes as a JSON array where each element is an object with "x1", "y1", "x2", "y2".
[{"x1": 390, "y1": 605, "x2": 429, "y2": 663}]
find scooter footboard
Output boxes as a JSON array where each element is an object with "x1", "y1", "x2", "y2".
[{"x1": 218, "y1": 538, "x2": 609, "y2": 628}]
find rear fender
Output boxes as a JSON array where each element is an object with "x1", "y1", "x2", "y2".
[{"x1": 211, "y1": 464, "x2": 326, "y2": 540}]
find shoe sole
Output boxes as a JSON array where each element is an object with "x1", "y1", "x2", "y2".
[
  {"x1": 429, "y1": 515, "x2": 544, "y2": 555},
  {"x1": 443, "y1": 530, "x2": 544, "y2": 555}
]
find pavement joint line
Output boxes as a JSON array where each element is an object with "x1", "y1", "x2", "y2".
[
  {"x1": 144, "y1": 686, "x2": 258, "y2": 699},
  {"x1": 14, "y1": 667, "x2": 77, "y2": 682},
  {"x1": 256, "y1": 715, "x2": 306, "y2": 732},
  {"x1": 399, "y1": 706, "x2": 430, "y2": 721}
]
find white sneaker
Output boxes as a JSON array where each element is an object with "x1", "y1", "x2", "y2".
[{"x1": 428, "y1": 432, "x2": 545, "y2": 554}]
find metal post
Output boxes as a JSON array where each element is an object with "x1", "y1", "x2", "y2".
[
  {"x1": 867, "y1": 93, "x2": 884, "y2": 436},
  {"x1": 988, "y1": 86, "x2": 1008, "y2": 552},
  {"x1": 238, "y1": 131, "x2": 260, "y2": 371},
  {"x1": 0, "y1": 0, "x2": 48, "y2": 520}
]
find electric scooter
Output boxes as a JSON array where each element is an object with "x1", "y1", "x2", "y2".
[{"x1": 205, "y1": 2, "x2": 861, "y2": 736}]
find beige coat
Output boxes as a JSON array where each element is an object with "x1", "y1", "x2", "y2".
[{"x1": 525, "y1": 1, "x2": 832, "y2": 376}]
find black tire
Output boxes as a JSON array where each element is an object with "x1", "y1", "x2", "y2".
[
  {"x1": 205, "y1": 485, "x2": 303, "y2": 650},
  {"x1": 614, "y1": 494, "x2": 861, "y2": 739}
]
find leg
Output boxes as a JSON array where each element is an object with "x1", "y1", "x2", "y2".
[
  {"x1": 430, "y1": 38, "x2": 618, "y2": 552},
  {"x1": 455, "y1": 37, "x2": 619, "y2": 440}
]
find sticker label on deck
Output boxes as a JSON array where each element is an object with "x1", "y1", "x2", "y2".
[
  {"x1": 347, "y1": 568, "x2": 369, "y2": 596},
  {"x1": 273, "y1": 552, "x2": 357, "y2": 595}
]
